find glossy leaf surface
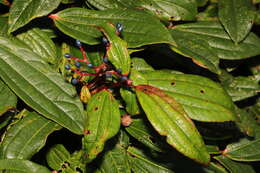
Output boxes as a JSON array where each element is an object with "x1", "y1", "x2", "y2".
[
  {"x1": 141, "y1": 71, "x2": 236, "y2": 122},
  {"x1": 214, "y1": 155, "x2": 256, "y2": 173},
  {"x1": 0, "y1": 111, "x2": 61, "y2": 159},
  {"x1": 83, "y1": 90, "x2": 121, "y2": 162},
  {"x1": 120, "y1": 88, "x2": 140, "y2": 115},
  {"x1": 126, "y1": 119, "x2": 162, "y2": 152},
  {"x1": 0, "y1": 37, "x2": 85, "y2": 134},
  {"x1": 222, "y1": 76, "x2": 260, "y2": 102},
  {"x1": 135, "y1": 85, "x2": 210, "y2": 164},
  {"x1": 218, "y1": 0, "x2": 255, "y2": 43},
  {"x1": 50, "y1": 8, "x2": 173, "y2": 48},
  {"x1": 98, "y1": 144, "x2": 131, "y2": 173},
  {"x1": 0, "y1": 80, "x2": 17, "y2": 115},
  {"x1": 223, "y1": 126, "x2": 260, "y2": 161},
  {"x1": 127, "y1": 147, "x2": 174, "y2": 173},
  {"x1": 46, "y1": 144, "x2": 70, "y2": 170},
  {"x1": 100, "y1": 23, "x2": 130, "y2": 74},
  {"x1": 0, "y1": 159, "x2": 50, "y2": 173},
  {"x1": 170, "y1": 22, "x2": 260, "y2": 60},
  {"x1": 17, "y1": 28, "x2": 57, "y2": 64},
  {"x1": 86, "y1": 0, "x2": 197, "y2": 21},
  {"x1": 8, "y1": 0, "x2": 61, "y2": 33}
]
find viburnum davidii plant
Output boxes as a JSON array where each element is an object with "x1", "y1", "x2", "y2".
[{"x1": 0, "y1": 0, "x2": 260, "y2": 172}]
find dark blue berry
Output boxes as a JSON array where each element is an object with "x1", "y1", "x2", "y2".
[
  {"x1": 76, "y1": 40, "x2": 82, "y2": 47},
  {"x1": 120, "y1": 76, "x2": 128, "y2": 81},
  {"x1": 75, "y1": 62, "x2": 81, "y2": 68},
  {"x1": 71, "y1": 78, "x2": 78, "y2": 85},
  {"x1": 64, "y1": 53, "x2": 71, "y2": 58},
  {"x1": 116, "y1": 69, "x2": 122, "y2": 74},
  {"x1": 116, "y1": 23, "x2": 123, "y2": 33},
  {"x1": 102, "y1": 37, "x2": 109, "y2": 45},
  {"x1": 87, "y1": 63, "x2": 93, "y2": 68},
  {"x1": 65, "y1": 64, "x2": 71, "y2": 70},
  {"x1": 103, "y1": 57, "x2": 109, "y2": 63}
]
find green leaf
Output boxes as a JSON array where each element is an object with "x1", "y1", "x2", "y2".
[
  {"x1": 46, "y1": 144, "x2": 70, "y2": 170},
  {"x1": 99, "y1": 23, "x2": 131, "y2": 74},
  {"x1": 83, "y1": 90, "x2": 121, "y2": 162},
  {"x1": 218, "y1": 0, "x2": 255, "y2": 43},
  {"x1": 0, "y1": 79, "x2": 17, "y2": 115},
  {"x1": 235, "y1": 107, "x2": 257, "y2": 137},
  {"x1": 170, "y1": 33, "x2": 220, "y2": 74},
  {"x1": 50, "y1": 8, "x2": 173, "y2": 48},
  {"x1": 135, "y1": 85, "x2": 210, "y2": 164},
  {"x1": 120, "y1": 88, "x2": 140, "y2": 115},
  {"x1": 141, "y1": 71, "x2": 236, "y2": 122},
  {"x1": 98, "y1": 144, "x2": 131, "y2": 173},
  {"x1": 0, "y1": 37, "x2": 85, "y2": 134},
  {"x1": 0, "y1": 17, "x2": 9, "y2": 37},
  {"x1": 206, "y1": 145, "x2": 220, "y2": 154},
  {"x1": 169, "y1": 21, "x2": 260, "y2": 60},
  {"x1": 127, "y1": 147, "x2": 174, "y2": 173},
  {"x1": 0, "y1": 111, "x2": 61, "y2": 159},
  {"x1": 196, "y1": 0, "x2": 208, "y2": 7},
  {"x1": 0, "y1": 159, "x2": 50, "y2": 173},
  {"x1": 222, "y1": 76, "x2": 260, "y2": 102},
  {"x1": 223, "y1": 126, "x2": 260, "y2": 161},
  {"x1": 214, "y1": 155, "x2": 256, "y2": 173},
  {"x1": 47, "y1": 145, "x2": 86, "y2": 172},
  {"x1": 125, "y1": 119, "x2": 163, "y2": 152},
  {"x1": 202, "y1": 162, "x2": 228, "y2": 173},
  {"x1": 8, "y1": 0, "x2": 61, "y2": 33},
  {"x1": 16, "y1": 28, "x2": 57, "y2": 64},
  {"x1": 131, "y1": 58, "x2": 154, "y2": 72},
  {"x1": 86, "y1": 0, "x2": 197, "y2": 21}
]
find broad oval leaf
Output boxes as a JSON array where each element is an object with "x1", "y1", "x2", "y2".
[
  {"x1": 50, "y1": 8, "x2": 173, "y2": 48},
  {"x1": 17, "y1": 28, "x2": 57, "y2": 64},
  {"x1": 169, "y1": 21, "x2": 260, "y2": 60},
  {"x1": 0, "y1": 111, "x2": 61, "y2": 159},
  {"x1": 120, "y1": 88, "x2": 140, "y2": 115},
  {"x1": 0, "y1": 17, "x2": 8, "y2": 37},
  {"x1": 218, "y1": 0, "x2": 255, "y2": 43},
  {"x1": 131, "y1": 58, "x2": 154, "y2": 72},
  {"x1": 0, "y1": 79, "x2": 17, "y2": 116},
  {"x1": 135, "y1": 85, "x2": 210, "y2": 164},
  {"x1": 98, "y1": 144, "x2": 131, "y2": 173},
  {"x1": 99, "y1": 23, "x2": 130, "y2": 74},
  {"x1": 125, "y1": 119, "x2": 163, "y2": 152},
  {"x1": 0, "y1": 159, "x2": 50, "y2": 173},
  {"x1": 214, "y1": 155, "x2": 256, "y2": 173},
  {"x1": 83, "y1": 90, "x2": 121, "y2": 162},
  {"x1": 0, "y1": 37, "x2": 85, "y2": 134},
  {"x1": 127, "y1": 147, "x2": 174, "y2": 173},
  {"x1": 141, "y1": 71, "x2": 236, "y2": 122},
  {"x1": 170, "y1": 33, "x2": 220, "y2": 74},
  {"x1": 222, "y1": 76, "x2": 260, "y2": 102},
  {"x1": 46, "y1": 144, "x2": 70, "y2": 170},
  {"x1": 86, "y1": 0, "x2": 197, "y2": 21},
  {"x1": 8, "y1": 0, "x2": 61, "y2": 33},
  {"x1": 223, "y1": 126, "x2": 260, "y2": 161},
  {"x1": 46, "y1": 145, "x2": 86, "y2": 172}
]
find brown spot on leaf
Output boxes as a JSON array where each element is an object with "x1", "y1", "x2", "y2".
[
  {"x1": 84, "y1": 130, "x2": 91, "y2": 135},
  {"x1": 94, "y1": 107, "x2": 98, "y2": 111},
  {"x1": 171, "y1": 82, "x2": 176, "y2": 86},
  {"x1": 200, "y1": 89, "x2": 205, "y2": 94}
]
